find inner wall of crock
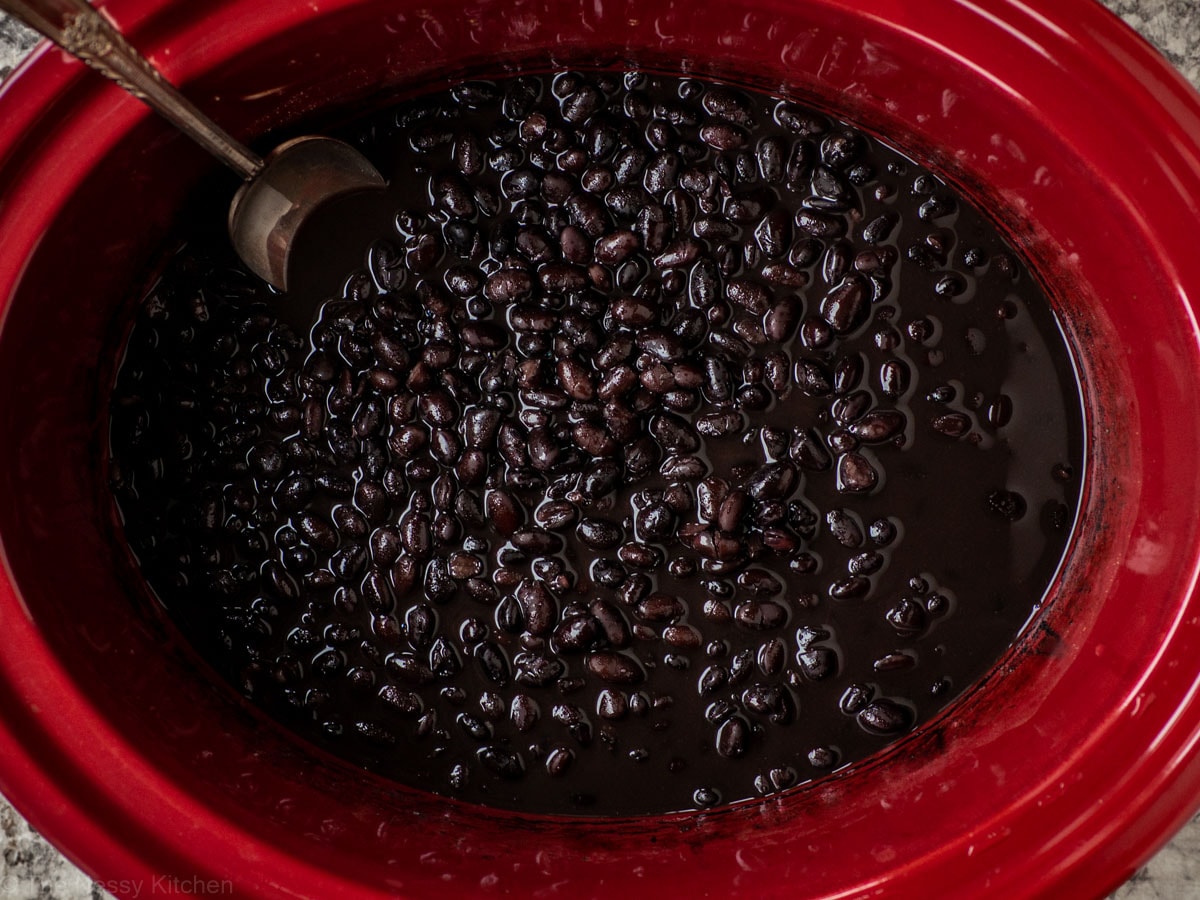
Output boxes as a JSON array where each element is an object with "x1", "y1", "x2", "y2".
[{"x1": 0, "y1": 0, "x2": 1180, "y2": 892}]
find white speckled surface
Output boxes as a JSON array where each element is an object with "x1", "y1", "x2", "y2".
[{"x1": 0, "y1": 2, "x2": 1198, "y2": 898}]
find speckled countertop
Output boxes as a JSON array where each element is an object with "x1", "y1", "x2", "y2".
[{"x1": 0, "y1": 2, "x2": 1198, "y2": 898}]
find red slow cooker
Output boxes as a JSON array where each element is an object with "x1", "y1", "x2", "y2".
[{"x1": 1, "y1": 0, "x2": 1199, "y2": 896}]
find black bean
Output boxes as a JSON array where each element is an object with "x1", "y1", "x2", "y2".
[
  {"x1": 829, "y1": 576, "x2": 870, "y2": 600},
  {"x1": 703, "y1": 87, "x2": 753, "y2": 124},
  {"x1": 862, "y1": 210, "x2": 898, "y2": 244},
  {"x1": 744, "y1": 462, "x2": 797, "y2": 500},
  {"x1": 451, "y1": 129, "x2": 485, "y2": 176},
  {"x1": 689, "y1": 257, "x2": 721, "y2": 309},
  {"x1": 695, "y1": 476, "x2": 729, "y2": 524},
  {"x1": 633, "y1": 201, "x2": 672, "y2": 252},
  {"x1": 514, "y1": 578, "x2": 556, "y2": 636},
  {"x1": 797, "y1": 647, "x2": 838, "y2": 681},
  {"x1": 932, "y1": 412, "x2": 972, "y2": 438},
  {"x1": 572, "y1": 520, "x2": 624, "y2": 562},
  {"x1": 844, "y1": 549, "x2": 882, "y2": 575},
  {"x1": 594, "y1": 230, "x2": 641, "y2": 265},
  {"x1": 424, "y1": 557, "x2": 456, "y2": 601},
  {"x1": 597, "y1": 689, "x2": 628, "y2": 720},
  {"x1": 850, "y1": 410, "x2": 906, "y2": 443},
  {"x1": 539, "y1": 261, "x2": 589, "y2": 293},
  {"x1": 458, "y1": 408, "x2": 501, "y2": 452},
  {"x1": 274, "y1": 474, "x2": 313, "y2": 512},
  {"x1": 873, "y1": 652, "x2": 915, "y2": 673},
  {"x1": 379, "y1": 686, "x2": 423, "y2": 717},
  {"x1": 618, "y1": 541, "x2": 664, "y2": 569},
  {"x1": 713, "y1": 489, "x2": 746, "y2": 532},
  {"x1": 534, "y1": 501, "x2": 579, "y2": 531},
  {"x1": 987, "y1": 489, "x2": 1027, "y2": 521},
  {"x1": 482, "y1": 269, "x2": 532, "y2": 304},
  {"x1": 700, "y1": 123, "x2": 748, "y2": 150},
  {"x1": 644, "y1": 151, "x2": 681, "y2": 193},
  {"x1": 858, "y1": 699, "x2": 913, "y2": 735},
  {"x1": 654, "y1": 239, "x2": 701, "y2": 269},
  {"x1": 636, "y1": 329, "x2": 685, "y2": 362},
  {"x1": 513, "y1": 657, "x2": 564, "y2": 691},
  {"x1": 634, "y1": 592, "x2": 682, "y2": 623},
  {"x1": 987, "y1": 394, "x2": 1014, "y2": 428},
  {"x1": 607, "y1": 144, "x2": 644, "y2": 181},
  {"x1": 760, "y1": 527, "x2": 799, "y2": 554},
  {"x1": 742, "y1": 683, "x2": 789, "y2": 721},
  {"x1": 879, "y1": 359, "x2": 910, "y2": 399},
  {"x1": 650, "y1": 413, "x2": 700, "y2": 453},
  {"x1": 477, "y1": 745, "x2": 525, "y2": 780},
  {"x1": 726, "y1": 279, "x2": 771, "y2": 315},
  {"x1": 609, "y1": 297, "x2": 656, "y2": 328},
  {"x1": 590, "y1": 599, "x2": 631, "y2": 647},
  {"x1": 822, "y1": 240, "x2": 854, "y2": 286},
  {"x1": 598, "y1": 365, "x2": 638, "y2": 399},
  {"x1": 635, "y1": 502, "x2": 674, "y2": 541},
  {"x1": 554, "y1": 615, "x2": 599, "y2": 653},
  {"x1": 716, "y1": 715, "x2": 751, "y2": 758},
  {"x1": 819, "y1": 275, "x2": 869, "y2": 334},
  {"x1": 755, "y1": 135, "x2": 786, "y2": 181},
  {"x1": 352, "y1": 565, "x2": 390, "y2": 616},
  {"x1": 485, "y1": 489, "x2": 524, "y2": 535},
  {"x1": 586, "y1": 651, "x2": 645, "y2": 684},
  {"x1": 819, "y1": 130, "x2": 861, "y2": 168},
  {"x1": 510, "y1": 529, "x2": 564, "y2": 555},
  {"x1": 578, "y1": 459, "x2": 621, "y2": 501},
  {"x1": 567, "y1": 192, "x2": 611, "y2": 237},
  {"x1": 639, "y1": 362, "x2": 673, "y2": 394},
  {"x1": 734, "y1": 600, "x2": 788, "y2": 630},
  {"x1": 810, "y1": 164, "x2": 852, "y2": 207},
  {"x1": 837, "y1": 452, "x2": 879, "y2": 493},
  {"x1": 387, "y1": 653, "x2": 435, "y2": 685},
  {"x1": 795, "y1": 209, "x2": 844, "y2": 238},
  {"x1": 581, "y1": 166, "x2": 612, "y2": 193},
  {"x1": 699, "y1": 665, "x2": 729, "y2": 696},
  {"x1": 432, "y1": 174, "x2": 476, "y2": 218},
  {"x1": 761, "y1": 295, "x2": 800, "y2": 341}
]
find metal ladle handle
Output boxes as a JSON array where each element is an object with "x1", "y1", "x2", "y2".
[{"x1": 0, "y1": 0, "x2": 264, "y2": 179}]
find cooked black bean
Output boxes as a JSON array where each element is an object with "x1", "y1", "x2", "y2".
[
  {"x1": 837, "y1": 452, "x2": 879, "y2": 493},
  {"x1": 733, "y1": 600, "x2": 787, "y2": 630},
  {"x1": 879, "y1": 358, "x2": 910, "y2": 399},
  {"x1": 744, "y1": 462, "x2": 797, "y2": 500},
  {"x1": 794, "y1": 208, "x2": 844, "y2": 238},
  {"x1": 698, "y1": 122, "x2": 747, "y2": 150},
  {"x1": 858, "y1": 699, "x2": 913, "y2": 735},
  {"x1": 585, "y1": 650, "x2": 645, "y2": 685},
  {"x1": 987, "y1": 489, "x2": 1028, "y2": 521},
  {"x1": 576, "y1": 517, "x2": 623, "y2": 549},
  {"x1": 650, "y1": 413, "x2": 700, "y2": 453},
  {"x1": 932, "y1": 412, "x2": 972, "y2": 438},
  {"x1": 849, "y1": 410, "x2": 906, "y2": 443},
  {"x1": 715, "y1": 715, "x2": 750, "y2": 758},
  {"x1": 819, "y1": 275, "x2": 869, "y2": 334},
  {"x1": 618, "y1": 541, "x2": 664, "y2": 569}
]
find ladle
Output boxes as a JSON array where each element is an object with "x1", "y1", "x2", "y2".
[{"x1": 0, "y1": 0, "x2": 387, "y2": 290}]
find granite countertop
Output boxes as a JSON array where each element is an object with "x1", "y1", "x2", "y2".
[{"x1": 0, "y1": 2, "x2": 1198, "y2": 898}]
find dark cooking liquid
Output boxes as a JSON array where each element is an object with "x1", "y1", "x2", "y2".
[{"x1": 107, "y1": 71, "x2": 1082, "y2": 815}]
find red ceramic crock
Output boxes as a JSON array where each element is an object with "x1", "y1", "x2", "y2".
[{"x1": 0, "y1": 0, "x2": 1198, "y2": 896}]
